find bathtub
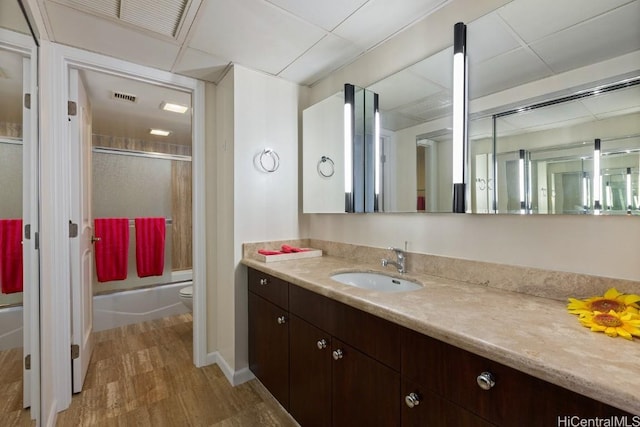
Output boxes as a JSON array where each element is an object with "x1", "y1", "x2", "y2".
[
  {"x1": 93, "y1": 281, "x2": 191, "y2": 332},
  {"x1": 0, "y1": 305, "x2": 23, "y2": 351}
]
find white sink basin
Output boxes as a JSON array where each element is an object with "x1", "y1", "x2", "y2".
[{"x1": 331, "y1": 272, "x2": 422, "y2": 293}]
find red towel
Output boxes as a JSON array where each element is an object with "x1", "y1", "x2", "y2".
[
  {"x1": 417, "y1": 196, "x2": 426, "y2": 211},
  {"x1": 0, "y1": 219, "x2": 23, "y2": 294},
  {"x1": 281, "y1": 245, "x2": 309, "y2": 253},
  {"x1": 94, "y1": 218, "x2": 129, "y2": 282},
  {"x1": 135, "y1": 217, "x2": 166, "y2": 278},
  {"x1": 258, "y1": 249, "x2": 282, "y2": 255}
]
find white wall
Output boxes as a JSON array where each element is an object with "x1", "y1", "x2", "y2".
[
  {"x1": 305, "y1": 0, "x2": 640, "y2": 282},
  {"x1": 212, "y1": 65, "x2": 302, "y2": 380}
]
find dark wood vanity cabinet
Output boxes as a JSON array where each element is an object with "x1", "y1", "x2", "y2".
[
  {"x1": 248, "y1": 268, "x2": 633, "y2": 426},
  {"x1": 247, "y1": 269, "x2": 290, "y2": 409}
]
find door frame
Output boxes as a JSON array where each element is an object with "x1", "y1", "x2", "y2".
[
  {"x1": 39, "y1": 42, "x2": 206, "y2": 417},
  {"x1": 0, "y1": 27, "x2": 40, "y2": 424}
]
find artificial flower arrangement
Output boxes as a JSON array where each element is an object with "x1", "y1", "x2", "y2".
[{"x1": 567, "y1": 288, "x2": 640, "y2": 340}]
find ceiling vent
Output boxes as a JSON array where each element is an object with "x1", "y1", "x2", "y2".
[
  {"x1": 57, "y1": 0, "x2": 189, "y2": 37},
  {"x1": 111, "y1": 91, "x2": 138, "y2": 103}
]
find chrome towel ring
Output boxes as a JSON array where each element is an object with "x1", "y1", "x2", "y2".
[
  {"x1": 259, "y1": 149, "x2": 280, "y2": 173},
  {"x1": 317, "y1": 155, "x2": 335, "y2": 177}
]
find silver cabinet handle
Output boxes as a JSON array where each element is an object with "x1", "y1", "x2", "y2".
[
  {"x1": 405, "y1": 392, "x2": 421, "y2": 408},
  {"x1": 317, "y1": 339, "x2": 327, "y2": 350},
  {"x1": 259, "y1": 278, "x2": 268, "y2": 285},
  {"x1": 276, "y1": 316, "x2": 287, "y2": 325},
  {"x1": 332, "y1": 349, "x2": 344, "y2": 360},
  {"x1": 477, "y1": 371, "x2": 496, "y2": 390}
]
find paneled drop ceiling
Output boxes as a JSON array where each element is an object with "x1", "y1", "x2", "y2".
[{"x1": 35, "y1": 0, "x2": 452, "y2": 85}]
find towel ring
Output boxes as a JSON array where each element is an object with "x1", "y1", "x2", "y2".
[
  {"x1": 259, "y1": 149, "x2": 280, "y2": 173},
  {"x1": 317, "y1": 156, "x2": 335, "y2": 177}
]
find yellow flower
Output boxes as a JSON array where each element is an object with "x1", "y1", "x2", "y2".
[
  {"x1": 567, "y1": 288, "x2": 640, "y2": 317},
  {"x1": 579, "y1": 310, "x2": 640, "y2": 340}
]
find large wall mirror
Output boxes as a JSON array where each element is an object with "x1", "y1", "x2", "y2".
[
  {"x1": 0, "y1": 0, "x2": 40, "y2": 422},
  {"x1": 302, "y1": 0, "x2": 639, "y2": 216}
]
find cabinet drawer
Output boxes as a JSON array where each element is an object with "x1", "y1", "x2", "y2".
[
  {"x1": 402, "y1": 328, "x2": 632, "y2": 425},
  {"x1": 290, "y1": 284, "x2": 400, "y2": 370},
  {"x1": 248, "y1": 268, "x2": 288, "y2": 309}
]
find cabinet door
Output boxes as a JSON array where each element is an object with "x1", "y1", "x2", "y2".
[
  {"x1": 332, "y1": 339, "x2": 400, "y2": 427},
  {"x1": 248, "y1": 292, "x2": 289, "y2": 409},
  {"x1": 289, "y1": 316, "x2": 332, "y2": 427},
  {"x1": 402, "y1": 379, "x2": 494, "y2": 427}
]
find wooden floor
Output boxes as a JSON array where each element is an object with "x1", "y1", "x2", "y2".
[
  {"x1": 55, "y1": 313, "x2": 298, "y2": 426},
  {"x1": 0, "y1": 346, "x2": 33, "y2": 426}
]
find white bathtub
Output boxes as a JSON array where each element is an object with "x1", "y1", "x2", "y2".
[
  {"x1": 93, "y1": 281, "x2": 191, "y2": 332},
  {"x1": 0, "y1": 306, "x2": 23, "y2": 351}
]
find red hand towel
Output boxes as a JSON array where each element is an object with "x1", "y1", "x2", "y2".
[
  {"x1": 0, "y1": 219, "x2": 23, "y2": 294},
  {"x1": 135, "y1": 217, "x2": 166, "y2": 278},
  {"x1": 258, "y1": 249, "x2": 282, "y2": 255},
  {"x1": 417, "y1": 196, "x2": 426, "y2": 211},
  {"x1": 94, "y1": 218, "x2": 129, "y2": 282},
  {"x1": 281, "y1": 245, "x2": 309, "y2": 253}
]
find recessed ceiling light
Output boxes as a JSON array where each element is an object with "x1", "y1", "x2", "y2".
[
  {"x1": 160, "y1": 101, "x2": 189, "y2": 114},
  {"x1": 150, "y1": 129, "x2": 172, "y2": 136}
]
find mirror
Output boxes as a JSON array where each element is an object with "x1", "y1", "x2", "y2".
[{"x1": 303, "y1": 0, "x2": 639, "y2": 215}]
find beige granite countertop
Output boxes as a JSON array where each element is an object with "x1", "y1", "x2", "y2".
[{"x1": 242, "y1": 254, "x2": 640, "y2": 415}]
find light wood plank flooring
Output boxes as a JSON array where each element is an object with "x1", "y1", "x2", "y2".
[
  {"x1": 56, "y1": 313, "x2": 298, "y2": 426},
  {"x1": 0, "y1": 346, "x2": 33, "y2": 426}
]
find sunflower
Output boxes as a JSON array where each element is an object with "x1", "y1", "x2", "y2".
[
  {"x1": 567, "y1": 288, "x2": 640, "y2": 317},
  {"x1": 579, "y1": 310, "x2": 640, "y2": 340}
]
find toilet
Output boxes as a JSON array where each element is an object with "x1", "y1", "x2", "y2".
[{"x1": 178, "y1": 285, "x2": 193, "y2": 311}]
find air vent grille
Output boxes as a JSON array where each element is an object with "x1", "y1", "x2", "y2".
[{"x1": 111, "y1": 91, "x2": 137, "y2": 103}]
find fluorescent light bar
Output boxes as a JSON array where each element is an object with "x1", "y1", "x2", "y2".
[
  {"x1": 519, "y1": 150, "x2": 526, "y2": 212},
  {"x1": 374, "y1": 96, "x2": 381, "y2": 199},
  {"x1": 344, "y1": 83, "x2": 355, "y2": 212},
  {"x1": 150, "y1": 129, "x2": 171, "y2": 136},
  {"x1": 606, "y1": 182, "x2": 612, "y2": 210},
  {"x1": 161, "y1": 102, "x2": 189, "y2": 114},
  {"x1": 593, "y1": 139, "x2": 601, "y2": 212},
  {"x1": 452, "y1": 22, "x2": 467, "y2": 214},
  {"x1": 627, "y1": 167, "x2": 632, "y2": 213}
]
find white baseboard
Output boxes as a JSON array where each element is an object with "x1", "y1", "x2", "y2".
[{"x1": 206, "y1": 351, "x2": 255, "y2": 386}]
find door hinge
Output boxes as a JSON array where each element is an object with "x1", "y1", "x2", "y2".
[
  {"x1": 35, "y1": 231, "x2": 39, "y2": 250},
  {"x1": 68, "y1": 100, "x2": 77, "y2": 116},
  {"x1": 71, "y1": 344, "x2": 79, "y2": 360},
  {"x1": 24, "y1": 93, "x2": 31, "y2": 109},
  {"x1": 69, "y1": 220, "x2": 78, "y2": 238},
  {"x1": 25, "y1": 224, "x2": 31, "y2": 239},
  {"x1": 24, "y1": 354, "x2": 31, "y2": 370}
]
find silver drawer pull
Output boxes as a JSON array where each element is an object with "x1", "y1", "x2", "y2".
[
  {"x1": 477, "y1": 371, "x2": 496, "y2": 390},
  {"x1": 332, "y1": 349, "x2": 344, "y2": 360},
  {"x1": 317, "y1": 339, "x2": 327, "y2": 350},
  {"x1": 405, "y1": 392, "x2": 421, "y2": 408},
  {"x1": 259, "y1": 278, "x2": 268, "y2": 285},
  {"x1": 276, "y1": 316, "x2": 287, "y2": 325}
]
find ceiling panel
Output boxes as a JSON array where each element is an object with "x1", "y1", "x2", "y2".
[
  {"x1": 187, "y1": 0, "x2": 326, "y2": 75},
  {"x1": 44, "y1": 2, "x2": 182, "y2": 70},
  {"x1": 469, "y1": 47, "x2": 552, "y2": 98},
  {"x1": 369, "y1": 69, "x2": 443, "y2": 111},
  {"x1": 265, "y1": 0, "x2": 368, "y2": 31},
  {"x1": 333, "y1": 0, "x2": 449, "y2": 49},
  {"x1": 466, "y1": 11, "x2": 521, "y2": 65},
  {"x1": 497, "y1": 0, "x2": 633, "y2": 43},
  {"x1": 499, "y1": 101, "x2": 593, "y2": 131},
  {"x1": 580, "y1": 86, "x2": 640, "y2": 116},
  {"x1": 172, "y1": 47, "x2": 230, "y2": 83},
  {"x1": 530, "y1": 1, "x2": 640, "y2": 74},
  {"x1": 407, "y1": 47, "x2": 453, "y2": 89},
  {"x1": 278, "y1": 33, "x2": 363, "y2": 86}
]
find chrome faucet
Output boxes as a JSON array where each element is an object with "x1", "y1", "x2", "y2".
[{"x1": 381, "y1": 247, "x2": 406, "y2": 274}]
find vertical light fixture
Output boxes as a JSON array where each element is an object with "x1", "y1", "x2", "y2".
[
  {"x1": 627, "y1": 167, "x2": 632, "y2": 214},
  {"x1": 593, "y1": 138, "x2": 602, "y2": 214},
  {"x1": 605, "y1": 181, "x2": 612, "y2": 211},
  {"x1": 452, "y1": 22, "x2": 468, "y2": 213},
  {"x1": 373, "y1": 92, "x2": 381, "y2": 211},
  {"x1": 518, "y1": 149, "x2": 526, "y2": 213},
  {"x1": 582, "y1": 171, "x2": 589, "y2": 212},
  {"x1": 344, "y1": 83, "x2": 355, "y2": 212}
]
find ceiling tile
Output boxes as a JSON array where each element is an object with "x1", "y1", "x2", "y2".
[
  {"x1": 407, "y1": 47, "x2": 453, "y2": 89},
  {"x1": 173, "y1": 47, "x2": 230, "y2": 83},
  {"x1": 278, "y1": 33, "x2": 363, "y2": 86},
  {"x1": 44, "y1": 2, "x2": 181, "y2": 70},
  {"x1": 469, "y1": 47, "x2": 553, "y2": 98},
  {"x1": 265, "y1": 0, "x2": 368, "y2": 31},
  {"x1": 499, "y1": 100, "x2": 593, "y2": 131},
  {"x1": 333, "y1": 0, "x2": 449, "y2": 49},
  {"x1": 530, "y1": 1, "x2": 640, "y2": 74},
  {"x1": 497, "y1": 0, "x2": 634, "y2": 43},
  {"x1": 187, "y1": 0, "x2": 326, "y2": 76},
  {"x1": 467, "y1": 11, "x2": 521, "y2": 65},
  {"x1": 580, "y1": 85, "x2": 640, "y2": 116},
  {"x1": 369, "y1": 68, "x2": 443, "y2": 111}
]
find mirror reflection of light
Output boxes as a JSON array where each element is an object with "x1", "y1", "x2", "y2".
[
  {"x1": 606, "y1": 182, "x2": 613, "y2": 210},
  {"x1": 374, "y1": 109, "x2": 380, "y2": 197},
  {"x1": 593, "y1": 139, "x2": 601, "y2": 214},
  {"x1": 518, "y1": 150, "x2": 525, "y2": 213},
  {"x1": 344, "y1": 103, "x2": 352, "y2": 193},
  {"x1": 627, "y1": 168, "x2": 632, "y2": 214},
  {"x1": 452, "y1": 51, "x2": 465, "y2": 184}
]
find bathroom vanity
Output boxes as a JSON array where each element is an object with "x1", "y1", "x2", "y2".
[{"x1": 244, "y1": 255, "x2": 638, "y2": 426}]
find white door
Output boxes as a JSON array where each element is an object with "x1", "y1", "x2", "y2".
[{"x1": 69, "y1": 68, "x2": 95, "y2": 393}]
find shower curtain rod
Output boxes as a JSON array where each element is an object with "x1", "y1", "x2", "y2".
[{"x1": 92, "y1": 146, "x2": 192, "y2": 162}]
